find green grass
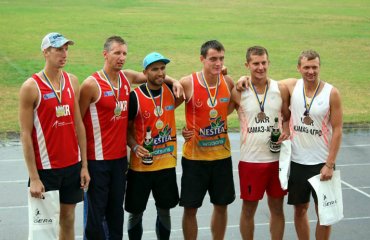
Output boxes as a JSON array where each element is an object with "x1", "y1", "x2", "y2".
[{"x1": 1, "y1": 0, "x2": 369, "y2": 134}]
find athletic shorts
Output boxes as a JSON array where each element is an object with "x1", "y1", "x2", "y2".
[
  {"x1": 29, "y1": 162, "x2": 83, "y2": 204},
  {"x1": 238, "y1": 161, "x2": 286, "y2": 201},
  {"x1": 287, "y1": 161, "x2": 326, "y2": 205},
  {"x1": 179, "y1": 157, "x2": 235, "y2": 208},
  {"x1": 124, "y1": 167, "x2": 179, "y2": 214}
]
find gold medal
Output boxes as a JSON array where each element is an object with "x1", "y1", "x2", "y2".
[
  {"x1": 257, "y1": 111, "x2": 266, "y2": 121},
  {"x1": 114, "y1": 106, "x2": 121, "y2": 116},
  {"x1": 209, "y1": 108, "x2": 218, "y2": 118},
  {"x1": 155, "y1": 119, "x2": 164, "y2": 129},
  {"x1": 303, "y1": 115, "x2": 313, "y2": 125}
]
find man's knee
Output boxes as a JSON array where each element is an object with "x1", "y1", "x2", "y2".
[
  {"x1": 294, "y1": 203, "x2": 309, "y2": 217},
  {"x1": 60, "y1": 204, "x2": 76, "y2": 227}
]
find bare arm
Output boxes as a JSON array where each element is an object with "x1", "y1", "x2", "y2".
[
  {"x1": 231, "y1": 87, "x2": 241, "y2": 111},
  {"x1": 179, "y1": 75, "x2": 194, "y2": 141},
  {"x1": 123, "y1": 69, "x2": 184, "y2": 98},
  {"x1": 127, "y1": 120, "x2": 149, "y2": 158},
  {"x1": 70, "y1": 74, "x2": 90, "y2": 189},
  {"x1": 279, "y1": 78, "x2": 298, "y2": 96},
  {"x1": 19, "y1": 79, "x2": 45, "y2": 199},
  {"x1": 225, "y1": 75, "x2": 236, "y2": 115},
  {"x1": 79, "y1": 77, "x2": 98, "y2": 118},
  {"x1": 320, "y1": 87, "x2": 343, "y2": 181},
  {"x1": 278, "y1": 82, "x2": 291, "y2": 143}
]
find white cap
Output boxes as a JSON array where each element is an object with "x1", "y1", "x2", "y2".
[{"x1": 41, "y1": 32, "x2": 74, "y2": 51}]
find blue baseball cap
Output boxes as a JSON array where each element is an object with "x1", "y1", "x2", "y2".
[
  {"x1": 143, "y1": 52, "x2": 170, "y2": 69},
  {"x1": 41, "y1": 32, "x2": 74, "y2": 51}
]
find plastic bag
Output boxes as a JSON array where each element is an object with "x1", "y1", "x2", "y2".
[
  {"x1": 308, "y1": 170, "x2": 344, "y2": 225},
  {"x1": 278, "y1": 140, "x2": 291, "y2": 190},
  {"x1": 28, "y1": 190, "x2": 60, "y2": 240}
]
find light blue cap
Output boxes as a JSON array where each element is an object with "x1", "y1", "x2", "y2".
[
  {"x1": 143, "y1": 52, "x2": 170, "y2": 69},
  {"x1": 41, "y1": 32, "x2": 74, "y2": 51}
]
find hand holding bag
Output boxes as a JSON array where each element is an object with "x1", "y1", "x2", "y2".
[{"x1": 308, "y1": 170, "x2": 344, "y2": 225}]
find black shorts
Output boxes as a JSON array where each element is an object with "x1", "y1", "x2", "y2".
[
  {"x1": 287, "y1": 161, "x2": 325, "y2": 205},
  {"x1": 124, "y1": 168, "x2": 179, "y2": 214},
  {"x1": 179, "y1": 157, "x2": 235, "y2": 208},
  {"x1": 29, "y1": 162, "x2": 83, "y2": 204}
]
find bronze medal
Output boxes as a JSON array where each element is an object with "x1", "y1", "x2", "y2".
[
  {"x1": 303, "y1": 115, "x2": 313, "y2": 125},
  {"x1": 257, "y1": 111, "x2": 266, "y2": 121}
]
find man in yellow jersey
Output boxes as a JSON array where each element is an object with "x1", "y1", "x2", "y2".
[
  {"x1": 179, "y1": 40, "x2": 236, "y2": 240},
  {"x1": 125, "y1": 52, "x2": 184, "y2": 240},
  {"x1": 231, "y1": 46, "x2": 290, "y2": 240}
]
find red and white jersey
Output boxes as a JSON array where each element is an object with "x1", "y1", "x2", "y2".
[
  {"x1": 31, "y1": 72, "x2": 80, "y2": 170},
  {"x1": 290, "y1": 79, "x2": 333, "y2": 165},
  {"x1": 83, "y1": 70, "x2": 130, "y2": 160},
  {"x1": 238, "y1": 79, "x2": 282, "y2": 163}
]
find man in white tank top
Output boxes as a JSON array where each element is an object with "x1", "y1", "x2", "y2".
[
  {"x1": 281, "y1": 50, "x2": 343, "y2": 240},
  {"x1": 231, "y1": 46, "x2": 290, "y2": 240}
]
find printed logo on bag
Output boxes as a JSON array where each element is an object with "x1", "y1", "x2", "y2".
[
  {"x1": 322, "y1": 194, "x2": 337, "y2": 207},
  {"x1": 33, "y1": 208, "x2": 53, "y2": 224}
]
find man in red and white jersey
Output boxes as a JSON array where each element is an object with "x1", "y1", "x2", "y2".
[
  {"x1": 79, "y1": 36, "x2": 183, "y2": 240},
  {"x1": 19, "y1": 32, "x2": 90, "y2": 240}
]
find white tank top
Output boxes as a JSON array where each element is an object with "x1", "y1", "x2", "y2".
[
  {"x1": 238, "y1": 79, "x2": 282, "y2": 163},
  {"x1": 290, "y1": 79, "x2": 333, "y2": 165}
]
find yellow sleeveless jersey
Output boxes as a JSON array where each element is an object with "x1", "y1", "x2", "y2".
[
  {"x1": 130, "y1": 84, "x2": 177, "y2": 171},
  {"x1": 182, "y1": 72, "x2": 231, "y2": 160}
]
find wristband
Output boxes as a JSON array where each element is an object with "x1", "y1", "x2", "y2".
[
  {"x1": 325, "y1": 163, "x2": 334, "y2": 169},
  {"x1": 132, "y1": 144, "x2": 139, "y2": 153}
]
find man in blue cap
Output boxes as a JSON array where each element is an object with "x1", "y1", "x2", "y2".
[
  {"x1": 19, "y1": 32, "x2": 90, "y2": 239},
  {"x1": 125, "y1": 52, "x2": 184, "y2": 240}
]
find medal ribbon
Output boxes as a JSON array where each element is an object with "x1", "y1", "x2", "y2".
[
  {"x1": 303, "y1": 81, "x2": 321, "y2": 116},
  {"x1": 200, "y1": 71, "x2": 219, "y2": 108},
  {"x1": 146, "y1": 83, "x2": 163, "y2": 117},
  {"x1": 42, "y1": 71, "x2": 63, "y2": 105},
  {"x1": 250, "y1": 80, "x2": 269, "y2": 112},
  {"x1": 102, "y1": 70, "x2": 121, "y2": 103}
]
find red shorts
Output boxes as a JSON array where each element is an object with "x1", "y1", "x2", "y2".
[{"x1": 238, "y1": 161, "x2": 287, "y2": 201}]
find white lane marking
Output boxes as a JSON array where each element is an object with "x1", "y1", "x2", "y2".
[
  {"x1": 1, "y1": 143, "x2": 369, "y2": 163},
  {"x1": 0, "y1": 180, "x2": 27, "y2": 183},
  {"x1": 341, "y1": 144, "x2": 370, "y2": 148},
  {"x1": 341, "y1": 180, "x2": 370, "y2": 199},
  {"x1": 0, "y1": 159, "x2": 23, "y2": 162}
]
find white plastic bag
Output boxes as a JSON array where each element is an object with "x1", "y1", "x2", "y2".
[
  {"x1": 28, "y1": 190, "x2": 60, "y2": 240},
  {"x1": 308, "y1": 170, "x2": 344, "y2": 225},
  {"x1": 278, "y1": 140, "x2": 291, "y2": 190}
]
